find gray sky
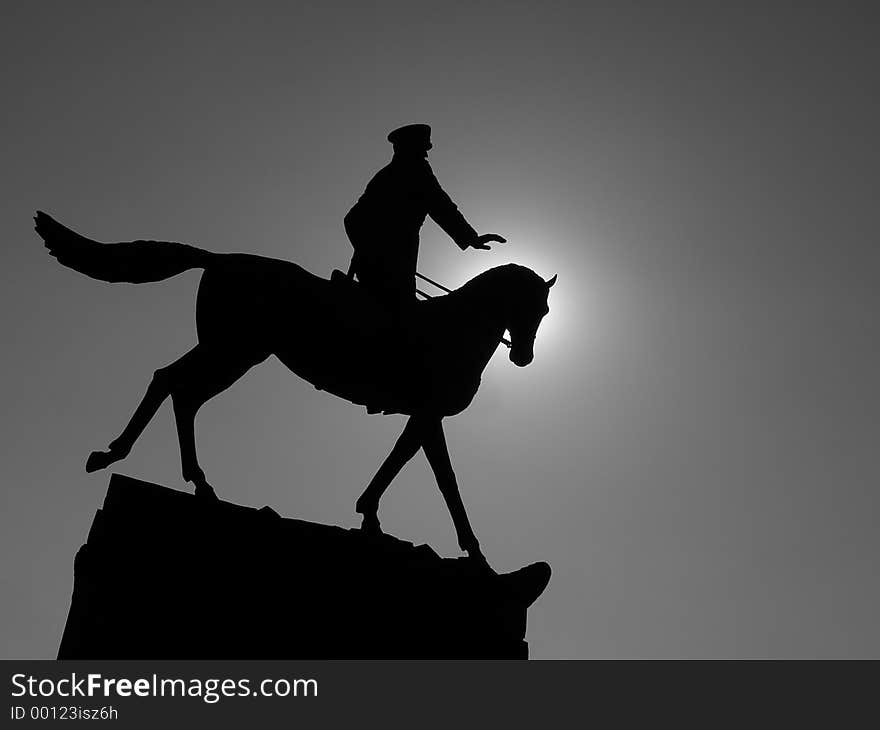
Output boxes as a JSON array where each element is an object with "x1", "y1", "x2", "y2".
[{"x1": 2, "y1": 2, "x2": 878, "y2": 658}]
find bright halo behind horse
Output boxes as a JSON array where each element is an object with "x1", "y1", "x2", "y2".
[{"x1": 442, "y1": 249, "x2": 571, "y2": 366}]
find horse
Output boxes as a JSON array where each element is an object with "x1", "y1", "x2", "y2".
[{"x1": 34, "y1": 211, "x2": 554, "y2": 571}]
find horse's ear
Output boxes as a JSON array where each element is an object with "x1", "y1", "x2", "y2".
[{"x1": 545, "y1": 274, "x2": 557, "y2": 289}]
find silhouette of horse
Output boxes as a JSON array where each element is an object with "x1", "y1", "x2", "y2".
[{"x1": 34, "y1": 211, "x2": 554, "y2": 570}]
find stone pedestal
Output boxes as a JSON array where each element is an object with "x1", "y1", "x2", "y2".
[{"x1": 58, "y1": 474, "x2": 550, "y2": 659}]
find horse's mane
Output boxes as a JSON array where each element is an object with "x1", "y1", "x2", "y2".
[{"x1": 453, "y1": 263, "x2": 546, "y2": 304}]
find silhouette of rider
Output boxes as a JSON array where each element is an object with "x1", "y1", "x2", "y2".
[{"x1": 344, "y1": 124, "x2": 506, "y2": 309}]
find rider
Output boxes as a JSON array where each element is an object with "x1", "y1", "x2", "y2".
[{"x1": 344, "y1": 124, "x2": 506, "y2": 310}]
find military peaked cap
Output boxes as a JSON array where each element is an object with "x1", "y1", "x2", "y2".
[{"x1": 387, "y1": 124, "x2": 432, "y2": 149}]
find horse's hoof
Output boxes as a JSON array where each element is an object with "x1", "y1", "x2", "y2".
[
  {"x1": 194, "y1": 482, "x2": 219, "y2": 501},
  {"x1": 86, "y1": 449, "x2": 117, "y2": 473},
  {"x1": 468, "y1": 552, "x2": 498, "y2": 577},
  {"x1": 359, "y1": 512, "x2": 383, "y2": 536}
]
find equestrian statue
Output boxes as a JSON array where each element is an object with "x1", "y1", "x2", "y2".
[{"x1": 34, "y1": 125, "x2": 555, "y2": 573}]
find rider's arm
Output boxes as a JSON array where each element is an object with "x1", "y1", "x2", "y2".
[{"x1": 424, "y1": 165, "x2": 479, "y2": 250}]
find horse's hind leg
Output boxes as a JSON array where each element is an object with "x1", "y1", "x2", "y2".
[
  {"x1": 165, "y1": 344, "x2": 263, "y2": 499},
  {"x1": 85, "y1": 352, "x2": 189, "y2": 473}
]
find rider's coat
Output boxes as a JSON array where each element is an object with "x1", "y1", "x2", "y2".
[{"x1": 344, "y1": 154, "x2": 477, "y2": 304}]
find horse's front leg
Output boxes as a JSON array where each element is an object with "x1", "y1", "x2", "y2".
[
  {"x1": 355, "y1": 416, "x2": 423, "y2": 534},
  {"x1": 421, "y1": 418, "x2": 494, "y2": 574}
]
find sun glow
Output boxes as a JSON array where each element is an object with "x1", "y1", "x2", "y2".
[{"x1": 422, "y1": 241, "x2": 583, "y2": 371}]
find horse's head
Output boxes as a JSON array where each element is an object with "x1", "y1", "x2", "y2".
[{"x1": 504, "y1": 267, "x2": 556, "y2": 367}]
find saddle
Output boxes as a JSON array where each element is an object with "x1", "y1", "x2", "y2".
[{"x1": 315, "y1": 269, "x2": 430, "y2": 415}]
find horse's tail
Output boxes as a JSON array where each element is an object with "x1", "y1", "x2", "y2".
[{"x1": 34, "y1": 211, "x2": 214, "y2": 284}]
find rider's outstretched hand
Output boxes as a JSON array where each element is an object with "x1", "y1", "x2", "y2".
[{"x1": 470, "y1": 233, "x2": 507, "y2": 250}]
